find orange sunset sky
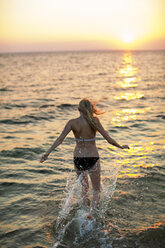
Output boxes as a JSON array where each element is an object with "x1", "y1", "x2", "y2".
[{"x1": 0, "y1": 0, "x2": 165, "y2": 53}]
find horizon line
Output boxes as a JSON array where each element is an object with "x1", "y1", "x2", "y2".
[{"x1": 0, "y1": 48, "x2": 165, "y2": 55}]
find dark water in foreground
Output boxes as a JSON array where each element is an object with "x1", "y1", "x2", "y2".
[{"x1": 0, "y1": 50, "x2": 165, "y2": 247}]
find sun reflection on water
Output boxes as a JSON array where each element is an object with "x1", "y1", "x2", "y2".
[
  {"x1": 111, "y1": 52, "x2": 155, "y2": 179},
  {"x1": 115, "y1": 52, "x2": 143, "y2": 99},
  {"x1": 122, "y1": 53, "x2": 132, "y2": 64},
  {"x1": 119, "y1": 66, "x2": 137, "y2": 77},
  {"x1": 117, "y1": 77, "x2": 138, "y2": 88},
  {"x1": 138, "y1": 220, "x2": 165, "y2": 233},
  {"x1": 114, "y1": 92, "x2": 144, "y2": 101},
  {"x1": 119, "y1": 53, "x2": 138, "y2": 76},
  {"x1": 111, "y1": 108, "x2": 150, "y2": 127},
  {"x1": 116, "y1": 142, "x2": 157, "y2": 178},
  {"x1": 101, "y1": 140, "x2": 158, "y2": 179}
]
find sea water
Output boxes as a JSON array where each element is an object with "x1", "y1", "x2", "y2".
[{"x1": 0, "y1": 50, "x2": 165, "y2": 247}]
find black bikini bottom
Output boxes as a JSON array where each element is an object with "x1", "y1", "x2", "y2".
[{"x1": 74, "y1": 157, "x2": 99, "y2": 171}]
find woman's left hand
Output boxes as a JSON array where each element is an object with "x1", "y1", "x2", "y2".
[
  {"x1": 122, "y1": 145, "x2": 130, "y2": 149},
  {"x1": 40, "y1": 153, "x2": 49, "y2": 163}
]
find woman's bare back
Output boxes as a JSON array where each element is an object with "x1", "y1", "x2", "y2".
[
  {"x1": 71, "y1": 115, "x2": 96, "y2": 139},
  {"x1": 71, "y1": 115, "x2": 99, "y2": 157}
]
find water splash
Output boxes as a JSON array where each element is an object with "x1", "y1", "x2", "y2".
[
  {"x1": 56, "y1": 173, "x2": 82, "y2": 230},
  {"x1": 52, "y1": 160, "x2": 120, "y2": 248},
  {"x1": 100, "y1": 164, "x2": 120, "y2": 218}
]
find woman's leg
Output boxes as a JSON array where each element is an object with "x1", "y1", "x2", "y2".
[
  {"x1": 75, "y1": 168, "x2": 89, "y2": 207},
  {"x1": 89, "y1": 160, "x2": 101, "y2": 209}
]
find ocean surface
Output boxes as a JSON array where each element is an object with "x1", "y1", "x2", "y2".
[{"x1": 0, "y1": 50, "x2": 165, "y2": 248}]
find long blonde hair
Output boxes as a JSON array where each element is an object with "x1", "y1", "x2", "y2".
[{"x1": 78, "y1": 98, "x2": 103, "y2": 130}]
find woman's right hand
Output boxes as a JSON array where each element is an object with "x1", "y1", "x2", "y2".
[
  {"x1": 122, "y1": 145, "x2": 129, "y2": 149},
  {"x1": 40, "y1": 153, "x2": 49, "y2": 163}
]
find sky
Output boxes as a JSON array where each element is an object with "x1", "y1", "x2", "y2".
[{"x1": 0, "y1": 0, "x2": 165, "y2": 53}]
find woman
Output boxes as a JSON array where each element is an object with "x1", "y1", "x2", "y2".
[{"x1": 40, "y1": 99, "x2": 129, "y2": 210}]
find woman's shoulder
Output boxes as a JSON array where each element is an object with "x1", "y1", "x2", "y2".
[
  {"x1": 68, "y1": 117, "x2": 80, "y2": 126},
  {"x1": 93, "y1": 116, "x2": 100, "y2": 122},
  {"x1": 70, "y1": 117, "x2": 80, "y2": 122}
]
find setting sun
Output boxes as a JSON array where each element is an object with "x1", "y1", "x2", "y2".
[
  {"x1": 0, "y1": 0, "x2": 165, "y2": 52},
  {"x1": 123, "y1": 34, "x2": 134, "y2": 43}
]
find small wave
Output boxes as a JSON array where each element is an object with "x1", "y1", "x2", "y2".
[
  {"x1": 40, "y1": 104, "x2": 55, "y2": 108},
  {"x1": 130, "y1": 123, "x2": 144, "y2": 128},
  {"x1": 37, "y1": 98, "x2": 54, "y2": 102},
  {"x1": 0, "y1": 119, "x2": 31, "y2": 125},
  {"x1": 97, "y1": 72, "x2": 108, "y2": 76},
  {"x1": 23, "y1": 114, "x2": 54, "y2": 121},
  {"x1": 4, "y1": 135, "x2": 15, "y2": 139},
  {"x1": 0, "y1": 87, "x2": 12, "y2": 92},
  {"x1": 12, "y1": 104, "x2": 27, "y2": 108},
  {"x1": 0, "y1": 228, "x2": 29, "y2": 239},
  {"x1": 156, "y1": 114, "x2": 165, "y2": 119},
  {"x1": 0, "y1": 114, "x2": 55, "y2": 125},
  {"x1": 109, "y1": 225, "x2": 165, "y2": 248},
  {"x1": 57, "y1": 103, "x2": 77, "y2": 109},
  {"x1": 133, "y1": 225, "x2": 165, "y2": 248},
  {"x1": 0, "y1": 147, "x2": 44, "y2": 159},
  {"x1": 159, "y1": 96, "x2": 165, "y2": 100},
  {"x1": 113, "y1": 126, "x2": 129, "y2": 129},
  {"x1": 0, "y1": 181, "x2": 30, "y2": 187},
  {"x1": 0, "y1": 181, "x2": 36, "y2": 197},
  {"x1": 0, "y1": 158, "x2": 26, "y2": 165},
  {"x1": 0, "y1": 181, "x2": 17, "y2": 187},
  {"x1": 26, "y1": 168, "x2": 55, "y2": 174},
  {"x1": 2, "y1": 104, "x2": 27, "y2": 109}
]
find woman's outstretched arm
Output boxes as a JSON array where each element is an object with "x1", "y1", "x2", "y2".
[
  {"x1": 96, "y1": 117, "x2": 129, "y2": 149},
  {"x1": 40, "y1": 120, "x2": 72, "y2": 163}
]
